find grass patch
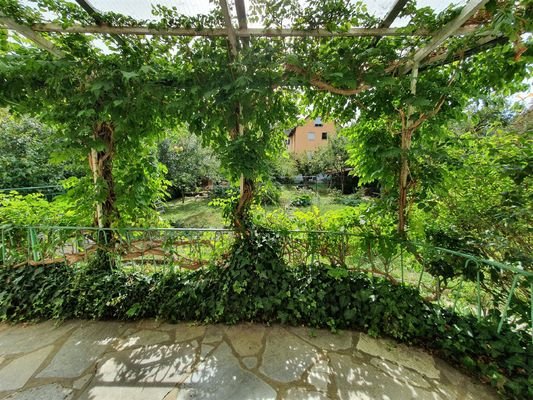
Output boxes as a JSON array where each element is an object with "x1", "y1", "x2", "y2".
[
  {"x1": 160, "y1": 186, "x2": 352, "y2": 228},
  {"x1": 161, "y1": 197, "x2": 225, "y2": 228}
]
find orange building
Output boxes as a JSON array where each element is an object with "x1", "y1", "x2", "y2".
[{"x1": 286, "y1": 117, "x2": 336, "y2": 155}]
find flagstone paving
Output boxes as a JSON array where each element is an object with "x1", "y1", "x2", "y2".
[{"x1": 0, "y1": 320, "x2": 498, "y2": 400}]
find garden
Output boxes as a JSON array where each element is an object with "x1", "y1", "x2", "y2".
[{"x1": 0, "y1": 0, "x2": 531, "y2": 398}]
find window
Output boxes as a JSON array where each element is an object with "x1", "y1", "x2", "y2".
[
  {"x1": 322, "y1": 132, "x2": 328, "y2": 140},
  {"x1": 286, "y1": 138, "x2": 291, "y2": 145},
  {"x1": 314, "y1": 117, "x2": 323, "y2": 127},
  {"x1": 307, "y1": 132, "x2": 315, "y2": 141}
]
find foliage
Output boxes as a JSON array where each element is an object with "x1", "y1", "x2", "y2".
[
  {"x1": 158, "y1": 127, "x2": 221, "y2": 199},
  {"x1": 291, "y1": 152, "x2": 323, "y2": 177},
  {"x1": 0, "y1": 110, "x2": 80, "y2": 189},
  {"x1": 0, "y1": 18, "x2": 181, "y2": 227},
  {"x1": 290, "y1": 191, "x2": 312, "y2": 207},
  {"x1": 425, "y1": 105, "x2": 532, "y2": 265},
  {"x1": 270, "y1": 151, "x2": 298, "y2": 183},
  {"x1": 0, "y1": 256, "x2": 530, "y2": 398},
  {"x1": 255, "y1": 181, "x2": 282, "y2": 206},
  {"x1": 313, "y1": 134, "x2": 350, "y2": 189},
  {"x1": 0, "y1": 192, "x2": 85, "y2": 226}
]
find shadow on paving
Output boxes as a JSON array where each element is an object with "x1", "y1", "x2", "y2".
[{"x1": 0, "y1": 321, "x2": 499, "y2": 400}]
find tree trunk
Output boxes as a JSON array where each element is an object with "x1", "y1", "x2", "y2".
[
  {"x1": 398, "y1": 62, "x2": 419, "y2": 237},
  {"x1": 398, "y1": 128, "x2": 412, "y2": 236},
  {"x1": 88, "y1": 122, "x2": 117, "y2": 270},
  {"x1": 89, "y1": 122, "x2": 118, "y2": 229},
  {"x1": 234, "y1": 175, "x2": 254, "y2": 233}
]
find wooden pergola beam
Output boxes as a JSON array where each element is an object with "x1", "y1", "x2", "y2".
[
  {"x1": 411, "y1": 0, "x2": 489, "y2": 65},
  {"x1": 420, "y1": 34, "x2": 506, "y2": 70},
  {"x1": 235, "y1": 0, "x2": 249, "y2": 48},
  {"x1": 370, "y1": 0, "x2": 409, "y2": 46},
  {"x1": 0, "y1": 16, "x2": 64, "y2": 57},
  {"x1": 219, "y1": 0, "x2": 238, "y2": 57},
  {"x1": 74, "y1": 0, "x2": 128, "y2": 47},
  {"x1": 0, "y1": 22, "x2": 480, "y2": 38},
  {"x1": 74, "y1": 0, "x2": 103, "y2": 24}
]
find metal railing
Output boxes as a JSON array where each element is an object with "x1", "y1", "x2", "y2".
[{"x1": 1, "y1": 225, "x2": 531, "y2": 339}]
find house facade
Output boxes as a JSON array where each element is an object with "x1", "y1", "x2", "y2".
[{"x1": 286, "y1": 117, "x2": 336, "y2": 155}]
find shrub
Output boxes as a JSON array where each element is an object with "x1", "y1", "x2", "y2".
[{"x1": 291, "y1": 192, "x2": 312, "y2": 207}]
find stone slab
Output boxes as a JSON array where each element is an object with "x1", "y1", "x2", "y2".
[
  {"x1": 202, "y1": 326, "x2": 224, "y2": 344},
  {"x1": 306, "y1": 358, "x2": 330, "y2": 392},
  {"x1": 116, "y1": 329, "x2": 170, "y2": 350},
  {"x1": 0, "y1": 345, "x2": 53, "y2": 391},
  {"x1": 5, "y1": 384, "x2": 72, "y2": 400},
  {"x1": 370, "y1": 358, "x2": 430, "y2": 389},
  {"x1": 37, "y1": 322, "x2": 124, "y2": 379},
  {"x1": 73, "y1": 374, "x2": 93, "y2": 390},
  {"x1": 242, "y1": 356, "x2": 258, "y2": 369},
  {"x1": 289, "y1": 326, "x2": 352, "y2": 351},
  {"x1": 259, "y1": 326, "x2": 318, "y2": 383},
  {"x1": 95, "y1": 342, "x2": 197, "y2": 384},
  {"x1": 79, "y1": 386, "x2": 173, "y2": 400},
  {"x1": 177, "y1": 342, "x2": 276, "y2": 400},
  {"x1": 174, "y1": 325, "x2": 205, "y2": 343},
  {"x1": 0, "y1": 321, "x2": 78, "y2": 356},
  {"x1": 200, "y1": 344, "x2": 215, "y2": 360},
  {"x1": 225, "y1": 324, "x2": 265, "y2": 357},
  {"x1": 79, "y1": 341, "x2": 197, "y2": 400},
  {"x1": 356, "y1": 333, "x2": 440, "y2": 379},
  {"x1": 330, "y1": 353, "x2": 443, "y2": 400},
  {"x1": 285, "y1": 388, "x2": 329, "y2": 400}
]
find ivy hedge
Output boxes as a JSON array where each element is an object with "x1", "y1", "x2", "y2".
[{"x1": 0, "y1": 232, "x2": 530, "y2": 399}]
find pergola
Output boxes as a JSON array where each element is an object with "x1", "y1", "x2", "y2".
[
  {"x1": 0, "y1": 0, "x2": 499, "y2": 70},
  {"x1": 0, "y1": 0, "x2": 518, "y2": 232}
]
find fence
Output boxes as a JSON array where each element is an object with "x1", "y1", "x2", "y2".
[{"x1": 1, "y1": 225, "x2": 531, "y2": 338}]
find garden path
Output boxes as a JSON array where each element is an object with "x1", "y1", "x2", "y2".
[{"x1": 0, "y1": 321, "x2": 497, "y2": 400}]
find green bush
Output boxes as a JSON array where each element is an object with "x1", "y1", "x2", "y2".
[
  {"x1": 0, "y1": 192, "x2": 85, "y2": 226},
  {"x1": 208, "y1": 184, "x2": 238, "y2": 200},
  {"x1": 256, "y1": 181, "x2": 281, "y2": 206},
  {"x1": 291, "y1": 193, "x2": 312, "y2": 207},
  {"x1": 0, "y1": 234, "x2": 530, "y2": 399}
]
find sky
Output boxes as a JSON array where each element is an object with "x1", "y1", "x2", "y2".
[{"x1": 87, "y1": 0, "x2": 468, "y2": 27}]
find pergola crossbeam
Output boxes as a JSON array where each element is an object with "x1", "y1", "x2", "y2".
[
  {"x1": 74, "y1": 0, "x2": 103, "y2": 24},
  {"x1": 370, "y1": 0, "x2": 409, "y2": 46},
  {"x1": 0, "y1": 23, "x2": 480, "y2": 38},
  {"x1": 74, "y1": 0, "x2": 128, "y2": 47},
  {"x1": 235, "y1": 0, "x2": 249, "y2": 48},
  {"x1": 219, "y1": 0, "x2": 238, "y2": 57},
  {"x1": 0, "y1": 16, "x2": 64, "y2": 57},
  {"x1": 412, "y1": 0, "x2": 489, "y2": 64}
]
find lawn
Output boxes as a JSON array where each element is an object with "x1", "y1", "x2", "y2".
[{"x1": 160, "y1": 185, "x2": 349, "y2": 228}]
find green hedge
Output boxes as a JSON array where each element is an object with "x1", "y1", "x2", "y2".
[{"x1": 0, "y1": 233, "x2": 531, "y2": 399}]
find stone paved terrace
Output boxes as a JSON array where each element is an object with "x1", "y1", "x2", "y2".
[{"x1": 0, "y1": 321, "x2": 498, "y2": 400}]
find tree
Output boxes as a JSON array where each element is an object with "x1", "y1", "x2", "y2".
[
  {"x1": 0, "y1": 110, "x2": 77, "y2": 189},
  {"x1": 0, "y1": 6, "x2": 181, "y2": 230},
  {"x1": 158, "y1": 127, "x2": 221, "y2": 200},
  {"x1": 282, "y1": 0, "x2": 531, "y2": 237},
  {"x1": 426, "y1": 103, "x2": 532, "y2": 264},
  {"x1": 314, "y1": 134, "x2": 350, "y2": 192}
]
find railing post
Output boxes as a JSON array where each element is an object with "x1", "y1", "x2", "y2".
[
  {"x1": 1, "y1": 227, "x2": 5, "y2": 265},
  {"x1": 476, "y1": 267, "x2": 482, "y2": 320},
  {"x1": 497, "y1": 274, "x2": 519, "y2": 334}
]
